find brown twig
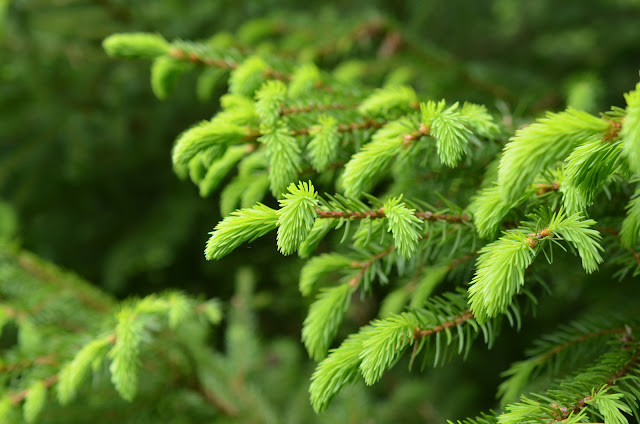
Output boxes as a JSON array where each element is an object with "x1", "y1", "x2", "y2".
[
  {"x1": 414, "y1": 310, "x2": 474, "y2": 339},
  {"x1": 315, "y1": 207, "x2": 469, "y2": 223},
  {"x1": 280, "y1": 102, "x2": 359, "y2": 116}
]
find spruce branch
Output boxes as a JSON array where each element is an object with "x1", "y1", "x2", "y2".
[
  {"x1": 469, "y1": 209, "x2": 602, "y2": 323},
  {"x1": 314, "y1": 204, "x2": 469, "y2": 223},
  {"x1": 498, "y1": 343, "x2": 640, "y2": 424},
  {"x1": 497, "y1": 108, "x2": 610, "y2": 203},
  {"x1": 498, "y1": 319, "x2": 640, "y2": 404},
  {"x1": 276, "y1": 181, "x2": 319, "y2": 255}
]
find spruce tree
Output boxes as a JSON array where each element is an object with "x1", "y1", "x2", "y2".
[{"x1": 3, "y1": 4, "x2": 640, "y2": 423}]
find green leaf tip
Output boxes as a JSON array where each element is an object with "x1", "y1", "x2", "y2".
[
  {"x1": 497, "y1": 108, "x2": 609, "y2": 203},
  {"x1": 205, "y1": 203, "x2": 278, "y2": 260},
  {"x1": 468, "y1": 231, "x2": 533, "y2": 323},
  {"x1": 421, "y1": 100, "x2": 472, "y2": 167},
  {"x1": 308, "y1": 115, "x2": 340, "y2": 172},
  {"x1": 259, "y1": 126, "x2": 302, "y2": 196},
  {"x1": 151, "y1": 56, "x2": 192, "y2": 100},
  {"x1": 58, "y1": 336, "x2": 112, "y2": 404},
  {"x1": 102, "y1": 33, "x2": 170, "y2": 59},
  {"x1": 276, "y1": 181, "x2": 319, "y2": 255},
  {"x1": 108, "y1": 308, "x2": 141, "y2": 402},
  {"x1": 23, "y1": 381, "x2": 46, "y2": 424},
  {"x1": 384, "y1": 196, "x2": 422, "y2": 259},
  {"x1": 302, "y1": 283, "x2": 353, "y2": 361},
  {"x1": 172, "y1": 120, "x2": 247, "y2": 167},
  {"x1": 255, "y1": 80, "x2": 286, "y2": 126},
  {"x1": 622, "y1": 78, "x2": 640, "y2": 174}
]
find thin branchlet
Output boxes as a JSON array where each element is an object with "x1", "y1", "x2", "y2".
[
  {"x1": 548, "y1": 345, "x2": 639, "y2": 423},
  {"x1": 314, "y1": 207, "x2": 469, "y2": 223},
  {"x1": 413, "y1": 309, "x2": 474, "y2": 339}
]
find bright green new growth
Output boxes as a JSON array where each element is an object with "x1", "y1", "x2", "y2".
[
  {"x1": 151, "y1": 56, "x2": 192, "y2": 100},
  {"x1": 199, "y1": 145, "x2": 248, "y2": 196},
  {"x1": 302, "y1": 283, "x2": 353, "y2": 361},
  {"x1": 229, "y1": 56, "x2": 267, "y2": 97},
  {"x1": 358, "y1": 312, "x2": 419, "y2": 385},
  {"x1": 307, "y1": 115, "x2": 340, "y2": 172},
  {"x1": 97, "y1": 24, "x2": 640, "y2": 424},
  {"x1": 259, "y1": 126, "x2": 302, "y2": 196},
  {"x1": 561, "y1": 139, "x2": 622, "y2": 215},
  {"x1": 383, "y1": 196, "x2": 423, "y2": 258},
  {"x1": 299, "y1": 253, "x2": 354, "y2": 296},
  {"x1": 103, "y1": 33, "x2": 170, "y2": 59},
  {"x1": 421, "y1": 100, "x2": 472, "y2": 167},
  {"x1": 469, "y1": 210, "x2": 602, "y2": 323},
  {"x1": 358, "y1": 86, "x2": 418, "y2": 116},
  {"x1": 171, "y1": 121, "x2": 247, "y2": 167},
  {"x1": 459, "y1": 102, "x2": 499, "y2": 138},
  {"x1": 288, "y1": 63, "x2": 321, "y2": 97},
  {"x1": 468, "y1": 231, "x2": 533, "y2": 324},
  {"x1": 276, "y1": 181, "x2": 319, "y2": 255},
  {"x1": 23, "y1": 381, "x2": 46, "y2": 424},
  {"x1": 497, "y1": 108, "x2": 610, "y2": 202},
  {"x1": 620, "y1": 187, "x2": 640, "y2": 247},
  {"x1": 309, "y1": 328, "x2": 372, "y2": 413},
  {"x1": 622, "y1": 77, "x2": 640, "y2": 174},
  {"x1": 547, "y1": 210, "x2": 603, "y2": 273},
  {"x1": 342, "y1": 117, "x2": 417, "y2": 198},
  {"x1": 205, "y1": 203, "x2": 279, "y2": 260},
  {"x1": 108, "y1": 308, "x2": 142, "y2": 401},
  {"x1": 255, "y1": 80, "x2": 287, "y2": 126},
  {"x1": 310, "y1": 291, "x2": 505, "y2": 408},
  {"x1": 470, "y1": 184, "x2": 524, "y2": 239},
  {"x1": 58, "y1": 336, "x2": 112, "y2": 404}
]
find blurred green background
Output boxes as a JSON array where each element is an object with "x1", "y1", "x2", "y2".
[{"x1": 2, "y1": 0, "x2": 640, "y2": 421}]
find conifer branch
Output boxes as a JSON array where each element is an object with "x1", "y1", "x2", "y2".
[
  {"x1": 168, "y1": 46, "x2": 290, "y2": 81},
  {"x1": 547, "y1": 345, "x2": 639, "y2": 423},
  {"x1": 169, "y1": 47, "x2": 238, "y2": 71},
  {"x1": 14, "y1": 251, "x2": 113, "y2": 313},
  {"x1": 314, "y1": 206, "x2": 469, "y2": 223}
]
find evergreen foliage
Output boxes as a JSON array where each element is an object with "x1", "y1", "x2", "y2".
[{"x1": 5, "y1": 2, "x2": 640, "y2": 423}]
